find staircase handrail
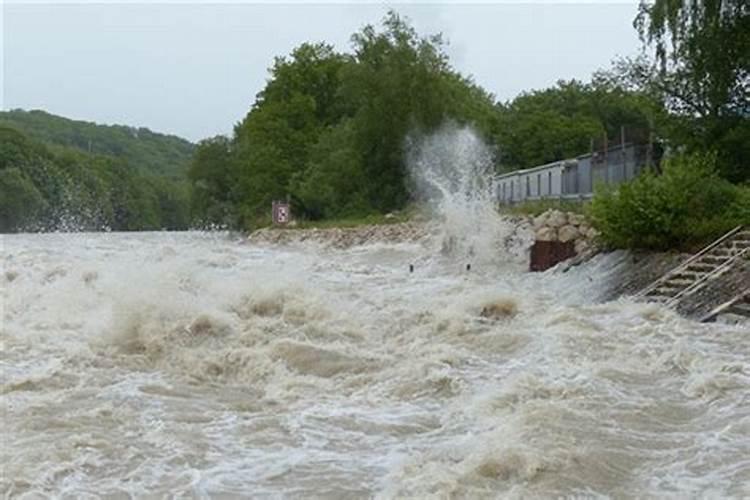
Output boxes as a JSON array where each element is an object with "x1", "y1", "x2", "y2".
[
  {"x1": 700, "y1": 289, "x2": 750, "y2": 323},
  {"x1": 636, "y1": 225, "x2": 744, "y2": 298},
  {"x1": 665, "y1": 246, "x2": 748, "y2": 307}
]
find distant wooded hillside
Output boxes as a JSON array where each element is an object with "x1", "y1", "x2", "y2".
[
  {"x1": 0, "y1": 109, "x2": 194, "y2": 178},
  {"x1": 0, "y1": 121, "x2": 191, "y2": 232}
]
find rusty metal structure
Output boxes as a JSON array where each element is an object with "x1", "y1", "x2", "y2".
[{"x1": 529, "y1": 240, "x2": 576, "y2": 272}]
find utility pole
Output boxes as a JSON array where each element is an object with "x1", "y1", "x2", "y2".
[
  {"x1": 603, "y1": 132, "x2": 609, "y2": 185},
  {"x1": 621, "y1": 125, "x2": 626, "y2": 180}
]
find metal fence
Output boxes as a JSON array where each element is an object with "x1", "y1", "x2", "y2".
[{"x1": 496, "y1": 143, "x2": 651, "y2": 204}]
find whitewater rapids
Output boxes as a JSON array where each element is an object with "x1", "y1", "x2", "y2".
[{"x1": 2, "y1": 230, "x2": 749, "y2": 498}]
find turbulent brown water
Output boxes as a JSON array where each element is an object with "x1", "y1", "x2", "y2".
[
  {"x1": 2, "y1": 229, "x2": 749, "y2": 498},
  {"x1": 3, "y1": 125, "x2": 749, "y2": 497}
]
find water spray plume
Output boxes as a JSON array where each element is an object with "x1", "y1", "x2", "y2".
[{"x1": 406, "y1": 122, "x2": 522, "y2": 265}]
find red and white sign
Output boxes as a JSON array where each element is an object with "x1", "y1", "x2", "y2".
[{"x1": 272, "y1": 201, "x2": 291, "y2": 225}]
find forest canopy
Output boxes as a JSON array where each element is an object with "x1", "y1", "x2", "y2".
[
  {"x1": 0, "y1": 109, "x2": 194, "y2": 178},
  {"x1": 3, "y1": 7, "x2": 746, "y2": 234},
  {"x1": 0, "y1": 123, "x2": 190, "y2": 232},
  {"x1": 188, "y1": 11, "x2": 662, "y2": 229}
]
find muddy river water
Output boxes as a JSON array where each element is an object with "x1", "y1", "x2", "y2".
[{"x1": 2, "y1": 229, "x2": 749, "y2": 498}]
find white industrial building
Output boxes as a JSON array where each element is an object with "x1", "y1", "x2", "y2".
[
  {"x1": 496, "y1": 160, "x2": 568, "y2": 204},
  {"x1": 495, "y1": 143, "x2": 650, "y2": 204}
]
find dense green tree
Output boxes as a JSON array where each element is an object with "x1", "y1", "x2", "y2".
[
  {"x1": 0, "y1": 109, "x2": 195, "y2": 178},
  {"x1": 257, "y1": 43, "x2": 352, "y2": 126},
  {"x1": 635, "y1": 0, "x2": 748, "y2": 118},
  {"x1": 192, "y1": 13, "x2": 499, "y2": 226},
  {"x1": 190, "y1": 9, "x2": 744, "y2": 230},
  {"x1": 233, "y1": 94, "x2": 319, "y2": 222},
  {"x1": 188, "y1": 136, "x2": 235, "y2": 226},
  {"x1": 591, "y1": 153, "x2": 748, "y2": 250},
  {"x1": 291, "y1": 120, "x2": 369, "y2": 218},
  {"x1": 342, "y1": 11, "x2": 496, "y2": 210},
  {"x1": 635, "y1": 0, "x2": 749, "y2": 181},
  {"x1": 0, "y1": 125, "x2": 192, "y2": 232},
  {"x1": 494, "y1": 80, "x2": 658, "y2": 171},
  {"x1": 229, "y1": 43, "x2": 350, "y2": 225},
  {"x1": 154, "y1": 179, "x2": 190, "y2": 230},
  {"x1": 0, "y1": 167, "x2": 46, "y2": 232},
  {"x1": 0, "y1": 127, "x2": 39, "y2": 168},
  {"x1": 195, "y1": 11, "x2": 660, "y2": 225}
]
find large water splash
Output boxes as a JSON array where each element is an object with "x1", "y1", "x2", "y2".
[{"x1": 406, "y1": 123, "x2": 526, "y2": 265}]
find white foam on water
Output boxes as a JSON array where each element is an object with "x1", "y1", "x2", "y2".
[{"x1": 3, "y1": 230, "x2": 749, "y2": 497}]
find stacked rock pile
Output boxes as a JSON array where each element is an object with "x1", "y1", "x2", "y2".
[{"x1": 532, "y1": 209, "x2": 600, "y2": 255}]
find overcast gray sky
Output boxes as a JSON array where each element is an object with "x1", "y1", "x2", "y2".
[{"x1": 3, "y1": 1, "x2": 642, "y2": 142}]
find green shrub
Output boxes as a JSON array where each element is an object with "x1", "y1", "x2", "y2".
[{"x1": 590, "y1": 153, "x2": 748, "y2": 250}]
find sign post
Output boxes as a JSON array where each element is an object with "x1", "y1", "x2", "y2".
[{"x1": 272, "y1": 200, "x2": 291, "y2": 225}]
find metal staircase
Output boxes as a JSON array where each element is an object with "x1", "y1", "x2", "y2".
[{"x1": 636, "y1": 226, "x2": 750, "y2": 310}]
